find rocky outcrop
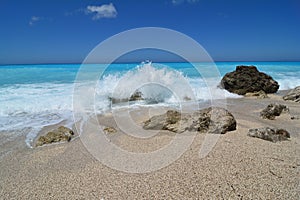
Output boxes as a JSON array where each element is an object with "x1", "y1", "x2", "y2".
[
  {"x1": 143, "y1": 107, "x2": 236, "y2": 134},
  {"x1": 248, "y1": 127, "x2": 290, "y2": 142},
  {"x1": 35, "y1": 126, "x2": 74, "y2": 147},
  {"x1": 220, "y1": 66, "x2": 279, "y2": 95},
  {"x1": 244, "y1": 90, "x2": 268, "y2": 99},
  {"x1": 260, "y1": 103, "x2": 289, "y2": 120},
  {"x1": 283, "y1": 86, "x2": 300, "y2": 103}
]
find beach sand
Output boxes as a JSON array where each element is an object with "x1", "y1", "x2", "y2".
[{"x1": 0, "y1": 93, "x2": 299, "y2": 199}]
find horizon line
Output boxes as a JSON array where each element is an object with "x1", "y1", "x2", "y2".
[{"x1": 1, "y1": 60, "x2": 300, "y2": 66}]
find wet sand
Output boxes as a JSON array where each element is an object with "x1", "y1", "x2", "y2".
[{"x1": 0, "y1": 93, "x2": 299, "y2": 199}]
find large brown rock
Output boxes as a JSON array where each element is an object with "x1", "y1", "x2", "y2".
[
  {"x1": 143, "y1": 107, "x2": 236, "y2": 134},
  {"x1": 283, "y1": 86, "x2": 300, "y2": 103},
  {"x1": 220, "y1": 66, "x2": 279, "y2": 95},
  {"x1": 248, "y1": 127, "x2": 290, "y2": 142},
  {"x1": 35, "y1": 126, "x2": 74, "y2": 147}
]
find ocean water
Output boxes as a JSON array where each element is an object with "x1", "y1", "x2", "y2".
[{"x1": 0, "y1": 62, "x2": 300, "y2": 147}]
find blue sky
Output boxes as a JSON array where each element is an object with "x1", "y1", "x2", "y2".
[{"x1": 1, "y1": 0, "x2": 300, "y2": 64}]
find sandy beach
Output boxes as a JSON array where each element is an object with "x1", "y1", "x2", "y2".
[
  {"x1": 0, "y1": 92, "x2": 299, "y2": 199},
  {"x1": 2, "y1": 0, "x2": 300, "y2": 199}
]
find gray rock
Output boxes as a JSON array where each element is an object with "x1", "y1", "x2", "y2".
[
  {"x1": 248, "y1": 127, "x2": 290, "y2": 142},
  {"x1": 220, "y1": 66, "x2": 279, "y2": 95},
  {"x1": 35, "y1": 126, "x2": 74, "y2": 147},
  {"x1": 283, "y1": 86, "x2": 300, "y2": 103},
  {"x1": 260, "y1": 103, "x2": 289, "y2": 120},
  {"x1": 143, "y1": 107, "x2": 236, "y2": 134}
]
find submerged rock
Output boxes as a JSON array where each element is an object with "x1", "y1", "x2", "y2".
[
  {"x1": 248, "y1": 127, "x2": 290, "y2": 142},
  {"x1": 260, "y1": 103, "x2": 289, "y2": 120},
  {"x1": 245, "y1": 90, "x2": 268, "y2": 99},
  {"x1": 220, "y1": 66, "x2": 279, "y2": 95},
  {"x1": 35, "y1": 126, "x2": 74, "y2": 147},
  {"x1": 143, "y1": 107, "x2": 236, "y2": 134},
  {"x1": 283, "y1": 86, "x2": 300, "y2": 103}
]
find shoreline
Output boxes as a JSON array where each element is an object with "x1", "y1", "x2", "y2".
[{"x1": 24, "y1": 88, "x2": 298, "y2": 148}]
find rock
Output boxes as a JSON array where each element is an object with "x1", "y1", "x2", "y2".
[
  {"x1": 220, "y1": 66, "x2": 279, "y2": 95},
  {"x1": 143, "y1": 110, "x2": 182, "y2": 132},
  {"x1": 260, "y1": 103, "x2": 289, "y2": 120},
  {"x1": 110, "y1": 91, "x2": 144, "y2": 104},
  {"x1": 183, "y1": 96, "x2": 192, "y2": 101},
  {"x1": 291, "y1": 115, "x2": 300, "y2": 120},
  {"x1": 245, "y1": 90, "x2": 268, "y2": 99},
  {"x1": 143, "y1": 107, "x2": 236, "y2": 134},
  {"x1": 57, "y1": 126, "x2": 74, "y2": 137},
  {"x1": 129, "y1": 91, "x2": 144, "y2": 101},
  {"x1": 206, "y1": 107, "x2": 237, "y2": 134},
  {"x1": 35, "y1": 126, "x2": 74, "y2": 147},
  {"x1": 247, "y1": 127, "x2": 290, "y2": 142},
  {"x1": 103, "y1": 127, "x2": 117, "y2": 134},
  {"x1": 283, "y1": 86, "x2": 300, "y2": 103}
]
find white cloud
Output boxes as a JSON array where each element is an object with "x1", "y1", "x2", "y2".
[
  {"x1": 86, "y1": 3, "x2": 117, "y2": 20},
  {"x1": 29, "y1": 16, "x2": 42, "y2": 26}
]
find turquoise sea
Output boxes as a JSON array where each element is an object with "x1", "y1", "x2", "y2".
[{"x1": 0, "y1": 62, "x2": 300, "y2": 147}]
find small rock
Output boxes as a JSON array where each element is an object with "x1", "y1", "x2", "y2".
[
  {"x1": 129, "y1": 91, "x2": 144, "y2": 101},
  {"x1": 36, "y1": 126, "x2": 74, "y2": 147},
  {"x1": 103, "y1": 127, "x2": 117, "y2": 134},
  {"x1": 206, "y1": 107, "x2": 237, "y2": 134},
  {"x1": 109, "y1": 91, "x2": 144, "y2": 104},
  {"x1": 183, "y1": 96, "x2": 192, "y2": 101},
  {"x1": 283, "y1": 86, "x2": 300, "y2": 103},
  {"x1": 248, "y1": 127, "x2": 290, "y2": 142},
  {"x1": 260, "y1": 103, "x2": 289, "y2": 120},
  {"x1": 291, "y1": 115, "x2": 300, "y2": 120},
  {"x1": 245, "y1": 90, "x2": 268, "y2": 99},
  {"x1": 143, "y1": 107, "x2": 236, "y2": 134},
  {"x1": 220, "y1": 65, "x2": 279, "y2": 95}
]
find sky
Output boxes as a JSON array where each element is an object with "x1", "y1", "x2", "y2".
[{"x1": 0, "y1": 0, "x2": 300, "y2": 64}]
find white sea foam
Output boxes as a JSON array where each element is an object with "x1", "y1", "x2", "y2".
[
  {"x1": 276, "y1": 77, "x2": 300, "y2": 90},
  {"x1": 94, "y1": 63, "x2": 240, "y2": 110},
  {"x1": 0, "y1": 83, "x2": 74, "y2": 147}
]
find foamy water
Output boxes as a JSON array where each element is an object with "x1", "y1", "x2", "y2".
[{"x1": 0, "y1": 62, "x2": 300, "y2": 147}]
